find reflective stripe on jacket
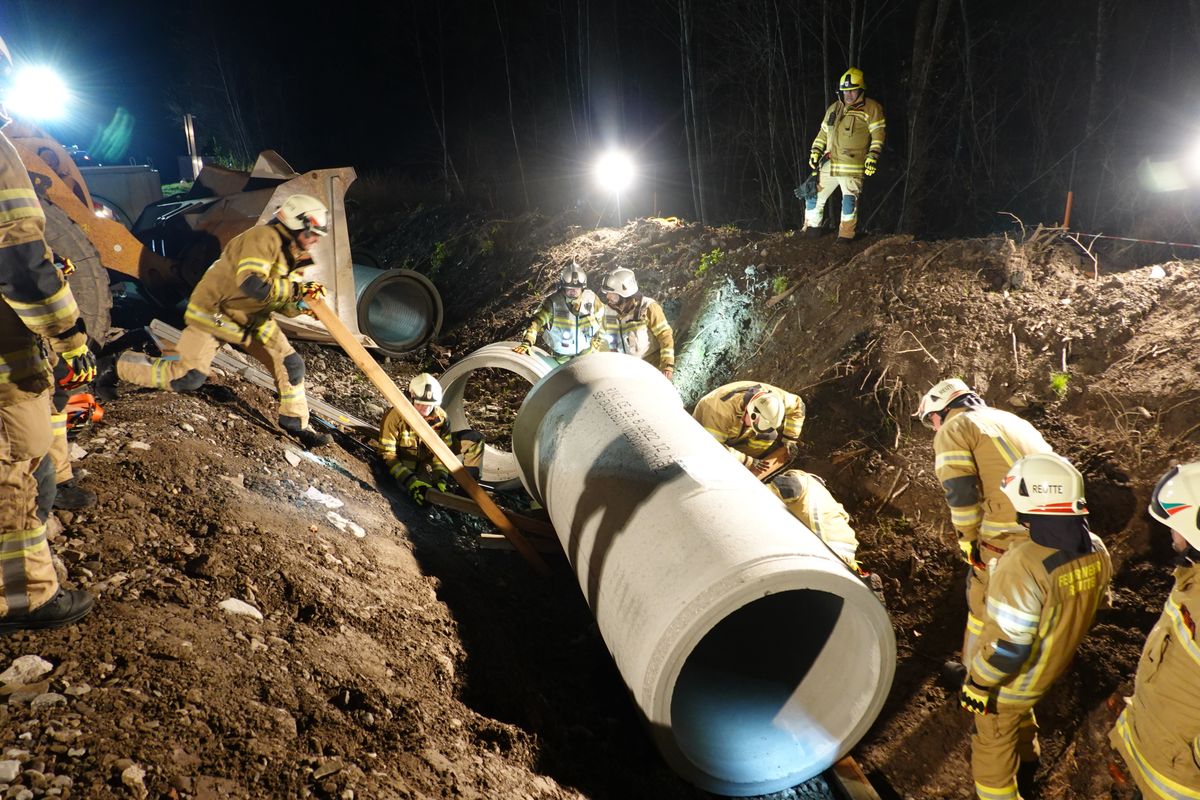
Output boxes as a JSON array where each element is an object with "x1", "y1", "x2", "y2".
[
  {"x1": 523, "y1": 289, "x2": 603, "y2": 357},
  {"x1": 810, "y1": 97, "x2": 886, "y2": 177},
  {"x1": 377, "y1": 405, "x2": 454, "y2": 485},
  {"x1": 769, "y1": 469, "x2": 858, "y2": 565},
  {"x1": 601, "y1": 295, "x2": 674, "y2": 367}
]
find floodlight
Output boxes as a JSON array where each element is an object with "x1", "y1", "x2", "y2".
[
  {"x1": 7, "y1": 66, "x2": 70, "y2": 121},
  {"x1": 595, "y1": 150, "x2": 635, "y2": 194}
]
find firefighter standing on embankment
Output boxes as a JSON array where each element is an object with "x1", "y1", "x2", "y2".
[
  {"x1": 915, "y1": 378, "x2": 1053, "y2": 672},
  {"x1": 0, "y1": 34, "x2": 95, "y2": 633},
  {"x1": 961, "y1": 454, "x2": 1111, "y2": 800},
  {"x1": 597, "y1": 267, "x2": 675, "y2": 380},
  {"x1": 103, "y1": 194, "x2": 333, "y2": 449},
  {"x1": 692, "y1": 380, "x2": 805, "y2": 477},
  {"x1": 513, "y1": 262, "x2": 604, "y2": 363},
  {"x1": 802, "y1": 67, "x2": 886, "y2": 243},
  {"x1": 377, "y1": 373, "x2": 483, "y2": 507},
  {"x1": 1108, "y1": 463, "x2": 1200, "y2": 800}
]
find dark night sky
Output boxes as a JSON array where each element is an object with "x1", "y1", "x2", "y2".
[{"x1": 3, "y1": 1, "x2": 1200, "y2": 236}]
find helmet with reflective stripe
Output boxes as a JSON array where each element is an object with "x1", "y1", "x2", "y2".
[
  {"x1": 560, "y1": 261, "x2": 587, "y2": 289},
  {"x1": 914, "y1": 378, "x2": 973, "y2": 429},
  {"x1": 745, "y1": 389, "x2": 785, "y2": 433},
  {"x1": 408, "y1": 373, "x2": 443, "y2": 407},
  {"x1": 839, "y1": 67, "x2": 866, "y2": 92},
  {"x1": 1149, "y1": 462, "x2": 1200, "y2": 551},
  {"x1": 1000, "y1": 453, "x2": 1088, "y2": 516},
  {"x1": 602, "y1": 268, "x2": 638, "y2": 298},
  {"x1": 275, "y1": 193, "x2": 328, "y2": 236}
]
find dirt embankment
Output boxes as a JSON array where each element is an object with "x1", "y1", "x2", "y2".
[{"x1": 1, "y1": 208, "x2": 1197, "y2": 800}]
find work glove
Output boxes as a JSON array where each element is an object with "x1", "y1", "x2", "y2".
[
  {"x1": 780, "y1": 438, "x2": 801, "y2": 462},
  {"x1": 864, "y1": 153, "x2": 879, "y2": 177},
  {"x1": 958, "y1": 539, "x2": 986, "y2": 570},
  {"x1": 298, "y1": 281, "x2": 326, "y2": 302},
  {"x1": 808, "y1": 149, "x2": 823, "y2": 171},
  {"x1": 513, "y1": 342, "x2": 532, "y2": 355},
  {"x1": 435, "y1": 478, "x2": 449, "y2": 494},
  {"x1": 960, "y1": 678, "x2": 996, "y2": 716},
  {"x1": 406, "y1": 477, "x2": 433, "y2": 506},
  {"x1": 53, "y1": 255, "x2": 76, "y2": 276},
  {"x1": 661, "y1": 365, "x2": 674, "y2": 381},
  {"x1": 57, "y1": 342, "x2": 97, "y2": 389}
]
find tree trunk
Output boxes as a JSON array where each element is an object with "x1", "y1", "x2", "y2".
[
  {"x1": 493, "y1": 0, "x2": 530, "y2": 210},
  {"x1": 898, "y1": 0, "x2": 953, "y2": 231},
  {"x1": 678, "y1": 0, "x2": 707, "y2": 224}
]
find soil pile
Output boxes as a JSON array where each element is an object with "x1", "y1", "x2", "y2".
[{"x1": 3, "y1": 208, "x2": 1197, "y2": 799}]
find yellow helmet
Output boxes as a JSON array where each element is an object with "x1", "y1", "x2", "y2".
[{"x1": 838, "y1": 68, "x2": 866, "y2": 93}]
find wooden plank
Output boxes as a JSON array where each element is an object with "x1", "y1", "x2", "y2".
[
  {"x1": 479, "y1": 533, "x2": 561, "y2": 554},
  {"x1": 828, "y1": 756, "x2": 882, "y2": 800},
  {"x1": 305, "y1": 297, "x2": 550, "y2": 575},
  {"x1": 425, "y1": 489, "x2": 558, "y2": 540}
]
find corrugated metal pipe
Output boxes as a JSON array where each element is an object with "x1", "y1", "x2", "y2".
[
  {"x1": 352, "y1": 265, "x2": 442, "y2": 355},
  {"x1": 512, "y1": 353, "x2": 896, "y2": 796}
]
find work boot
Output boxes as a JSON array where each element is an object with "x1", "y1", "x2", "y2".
[
  {"x1": 295, "y1": 427, "x2": 333, "y2": 449},
  {"x1": 53, "y1": 478, "x2": 96, "y2": 510},
  {"x1": 836, "y1": 235, "x2": 855, "y2": 246},
  {"x1": 0, "y1": 588, "x2": 95, "y2": 635},
  {"x1": 802, "y1": 226, "x2": 823, "y2": 239},
  {"x1": 94, "y1": 355, "x2": 118, "y2": 401},
  {"x1": 940, "y1": 660, "x2": 968, "y2": 688}
]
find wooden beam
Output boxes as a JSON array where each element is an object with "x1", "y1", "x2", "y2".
[
  {"x1": 306, "y1": 297, "x2": 550, "y2": 575},
  {"x1": 828, "y1": 756, "x2": 882, "y2": 800},
  {"x1": 424, "y1": 489, "x2": 558, "y2": 541}
]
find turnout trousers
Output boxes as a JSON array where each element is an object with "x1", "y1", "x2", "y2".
[
  {"x1": 973, "y1": 708, "x2": 1041, "y2": 800},
  {"x1": 116, "y1": 322, "x2": 309, "y2": 428},
  {"x1": 0, "y1": 391, "x2": 58, "y2": 616},
  {"x1": 804, "y1": 161, "x2": 865, "y2": 239}
]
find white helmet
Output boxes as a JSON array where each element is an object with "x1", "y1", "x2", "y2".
[
  {"x1": 1000, "y1": 453, "x2": 1088, "y2": 516},
  {"x1": 1149, "y1": 462, "x2": 1200, "y2": 551},
  {"x1": 560, "y1": 262, "x2": 587, "y2": 289},
  {"x1": 275, "y1": 194, "x2": 328, "y2": 236},
  {"x1": 745, "y1": 390, "x2": 785, "y2": 433},
  {"x1": 602, "y1": 268, "x2": 639, "y2": 298},
  {"x1": 408, "y1": 373, "x2": 443, "y2": 407},
  {"x1": 914, "y1": 378, "x2": 973, "y2": 428}
]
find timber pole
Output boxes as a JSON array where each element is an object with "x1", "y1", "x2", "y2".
[{"x1": 306, "y1": 297, "x2": 551, "y2": 575}]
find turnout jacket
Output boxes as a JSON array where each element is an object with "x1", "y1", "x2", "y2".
[
  {"x1": 377, "y1": 405, "x2": 455, "y2": 486},
  {"x1": 521, "y1": 289, "x2": 604, "y2": 358},
  {"x1": 184, "y1": 222, "x2": 313, "y2": 346},
  {"x1": 934, "y1": 405, "x2": 1052, "y2": 559},
  {"x1": 769, "y1": 469, "x2": 858, "y2": 566},
  {"x1": 1111, "y1": 562, "x2": 1200, "y2": 799},
  {"x1": 600, "y1": 295, "x2": 674, "y2": 368},
  {"x1": 692, "y1": 380, "x2": 805, "y2": 466},
  {"x1": 810, "y1": 96, "x2": 886, "y2": 177},
  {"x1": 969, "y1": 533, "x2": 1111, "y2": 711},
  {"x1": 0, "y1": 124, "x2": 87, "y2": 405}
]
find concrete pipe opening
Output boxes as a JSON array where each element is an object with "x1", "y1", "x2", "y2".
[
  {"x1": 353, "y1": 265, "x2": 443, "y2": 356},
  {"x1": 512, "y1": 353, "x2": 895, "y2": 796},
  {"x1": 440, "y1": 342, "x2": 559, "y2": 490}
]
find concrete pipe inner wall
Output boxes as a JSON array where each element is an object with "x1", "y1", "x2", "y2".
[
  {"x1": 353, "y1": 265, "x2": 443, "y2": 355},
  {"x1": 439, "y1": 342, "x2": 560, "y2": 490},
  {"x1": 512, "y1": 353, "x2": 896, "y2": 796}
]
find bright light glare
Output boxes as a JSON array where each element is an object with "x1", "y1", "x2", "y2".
[
  {"x1": 7, "y1": 66, "x2": 70, "y2": 121},
  {"x1": 594, "y1": 150, "x2": 635, "y2": 194},
  {"x1": 1186, "y1": 141, "x2": 1200, "y2": 180}
]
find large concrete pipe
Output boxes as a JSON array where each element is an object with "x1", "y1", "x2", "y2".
[
  {"x1": 512, "y1": 353, "x2": 895, "y2": 796},
  {"x1": 440, "y1": 342, "x2": 559, "y2": 490}
]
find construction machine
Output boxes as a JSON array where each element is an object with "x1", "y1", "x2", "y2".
[{"x1": 10, "y1": 120, "x2": 441, "y2": 356}]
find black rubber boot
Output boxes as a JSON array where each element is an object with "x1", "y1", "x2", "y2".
[
  {"x1": 802, "y1": 227, "x2": 823, "y2": 238},
  {"x1": 94, "y1": 355, "x2": 118, "y2": 401},
  {"x1": 296, "y1": 427, "x2": 333, "y2": 449},
  {"x1": 54, "y1": 478, "x2": 97, "y2": 510},
  {"x1": 0, "y1": 588, "x2": 95, "y2": 635}
]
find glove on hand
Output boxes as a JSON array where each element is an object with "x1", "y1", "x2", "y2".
[
  {"x1": 54, "y1": 255, "x2": 76, "y2": 276},
  {"x1": 959, "y1": 539, "x2": 987, "y2": 569},
  {"x1": 808, "y1": 149, "x2": 823, "y2": 170},
  {"x1": 299, "y1": 281, "x2": 326, "y2": 302},
  {"x1": 513, "y1": 343, "x2": 531, "y2": 355},
  {"x1": 864, "y1": 153, "x2": 879, "y2": 177},
  {"x1": 407, "y1": 477, "x2": 432, "y2": 506},
  {"x1": 781, "y1": 438, "x2": 801, "y2": 462},
  {"x1": 661, "y1": 365, "x2": 674, "y2": 381},
  {"x1": 960, "y1": 678, "x2": 995, "y2": 715},
  {"x1": 58, "y1": 343, "x2": 97, "y2": 388},
  {"x1": 435, "y1": 479, "x2": 449, "y2": 494}
]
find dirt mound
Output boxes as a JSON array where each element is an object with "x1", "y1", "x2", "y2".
[{"x1": 5, "y1": 209, "x2": 1198, "y2": 800}]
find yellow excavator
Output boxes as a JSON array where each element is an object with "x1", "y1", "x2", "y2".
[{"x1": 10, "y1": 120, "x2": 441, "y2": 356}]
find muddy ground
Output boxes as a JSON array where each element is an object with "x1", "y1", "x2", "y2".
[{"x1": 1, "y1": 206, "x2": 1196, "y2": 799}]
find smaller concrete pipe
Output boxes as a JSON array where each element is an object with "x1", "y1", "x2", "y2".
[
  {"x1": 513, "y1": 353, "x2": 896, "y2": 796},
  {"x1": 439, "y1": 342, "x2": 560, "y2": 490},
  {"x1": 352, "y1": 265, "x2": 443, "y2": 356}
]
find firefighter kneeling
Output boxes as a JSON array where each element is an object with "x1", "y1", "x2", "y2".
[{"x1": 377, "y1": 373, "x2": 483, "y2": 507}]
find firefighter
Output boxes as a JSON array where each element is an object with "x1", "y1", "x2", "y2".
[
  {"x1": 769, "y1": 469, "x2": 859, "y2": 569},
  {"x1": 803, "y1": 67, "x2": 886, "y2": 243},
  {"x1": 961, "y1": 453, "x2": 1111, "y2": 800},
  {"x1": 597, "y1": 267, "x2": 675, "y2": 380},
  {"x1": 1108, "y1": 462, "x2": 1200, "y2": 800},
  {"x1": 0, "y1": 35, "x2": 95, "y2": 633},
  {"x1": 915, "y1": 378, "x2": 1053, "y2": 668},
  {"x1": 47, "y1": 353, "x2": 95, "y2": 509},
  {"x1": 377, "y1": 373, "x2": 484, "y2": 507},
  {"x1": 692, "y1": 380, "x2": 805, "y2": 477},
  {"x1": 104, "y1": 194, "x2": 333, "y2": 449},
  {"x1": 512, "y1": 262, "x2": 604, "y2": 363}
]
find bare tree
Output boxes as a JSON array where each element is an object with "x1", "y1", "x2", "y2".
[{"x1": 493, "y1": 0, "x2": 530, "y2": 209}]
